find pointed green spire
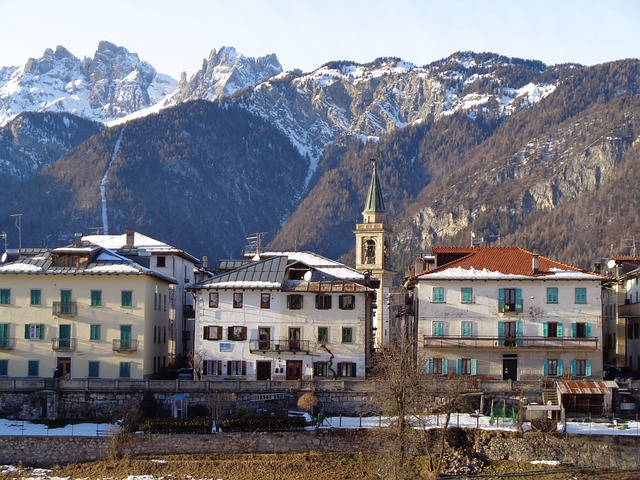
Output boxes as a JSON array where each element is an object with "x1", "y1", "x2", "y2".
[{"x1": 363, "y1": 159, "x2": 385, "y2": 214}]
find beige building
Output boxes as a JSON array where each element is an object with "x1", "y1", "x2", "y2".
[
  {"x1": 0, "y1": 237, "x2": 177, "y2": 379},
  {"x1": 408, "y1": 246, "x2": 604, "y2": 381}
]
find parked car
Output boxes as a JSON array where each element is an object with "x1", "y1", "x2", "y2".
[{"x1": 177, "y1": 368, "x2": 194, "y2": 380}]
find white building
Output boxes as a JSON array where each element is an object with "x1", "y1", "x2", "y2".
[
  {"x1": 409, "y1": 246, "x2": 604, "y2": 381},
  {"x1": 190, "y1": 252, "x2": 377, "y2": 381},
  {"x1": 618, "y1": 260, "x2": 640, "y2": 371}
]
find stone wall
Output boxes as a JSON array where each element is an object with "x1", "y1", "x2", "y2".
[{"x1": 2, "y1": 430, "x2": 640, "y2": 469}]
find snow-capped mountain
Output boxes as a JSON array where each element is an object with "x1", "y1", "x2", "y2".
[{"x1": 0, "y1": 41, "x2": 176, "y2": 126}]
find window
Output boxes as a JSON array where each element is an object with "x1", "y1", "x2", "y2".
[
  {"x1": 233, "y1": 292, "x2": 243, "y2": 308},
  {"x1": 543, "y1": 322, "x2": 563, "y2": 338},
  {"x1": 499, "y1": 288, "x2": 523, "y2": 312},
  {"x1": 635, "y1": 323, "x2": 640, "y2": 340},
  {"x1": 544, "y1": 359, "x2": 563, "y2": 376},
  {"x1": 209, "y1": 292, "x2": 219, "y2": 308},
  {"x1": 575, "y1": 288, "x2": 587, "y2": 304},
  {"x1": 227, "y1": 360, "x2": 246, "y2": 376},
  {"x1": 339, "y1": 294, "x2": 355, "y2": 310},
  {"x1": 88, "y1": 361, "x2": 100, "y2": 378},
  {"x1": 90, "y1": 290, "x2": 102, "y2": 307},
  {"x1": 430, "y1": 357, "x2": 448, "y2": 375},
  {"x1": 90, "y1": 324, "x2": 101, "y2": 341},
  {"x1": 315, "y1": 294, "x2": 332, "y2": 310},
  {"x1": 461, "y1": 321, "x2": 473, "y2": 337},
  {"x1": 30, "y1": 289, "x2": 41, "y2": 306},
  {"x1": 432, "y1": 321, "x2": 444, "y2": 337},
  {"x1": 25, "y1": 324, "x2": 45, "y2": 340},
  {"x1": 163, "y1": 294, "x2": 167, "y2": 312},
  {"x1": 287, "y1": 294, "x2": 303, "y2": 310},
  {"x1": 228, "y1": 326, "x2": 247, "y2": 341},
  {"x1": 28, "y1": 360, "x2": 39, "y2": 377},
  {"x1": 0, "y1": 359, "x2": 7, "y2": 375},
  {"x1": 546, "y1": 288, "x2": 558, "y2": 304},
  {"x1": 121, "y1": 290, "x2": 133, "y2": 307},
  {"x1": 119, "y1": 362, "x2": 131, "y2": 378},
  {"x1": 458, "y1": 358, "x2": 476, "y2": 375},
  {"x1": 337, "y1": 362, "x2": 356, "y2": 377},
  {"x1": 314, "y1": 361, "x2": 330, "y2": 377},
  {"x1": 572, "y1": 359, "x2": 591, "y2": 377},
  {"x1": 318, "y1": 327, "x2": 329, "y2": 343},
  {"x1": 342, "y1": 327, "x2": 353, "y2": 343},
  {"x1": 156, "y1": 256, "x2": 166, "y2": 268},
  {"x1": 203, "y1": 325, "x2": 223, "y2": 340},
  {"x1": 573, "y1": 322, "x2": 590, "y2": 338},
  {"x1": 461, "y1": 288, "x2": 472, "y2": 304},
  {"x1": 432, "y1": 287, "x2": 444, "y2": 303},
  {"x1": 203, "y1": 360, "x2": 223, "y2": 376},
  {"x1": 0, "y1": 289, "x2": 9, "y2": 305},
  {"x1": 260, "y1": 293, "x2": 271, "y2": 309}
]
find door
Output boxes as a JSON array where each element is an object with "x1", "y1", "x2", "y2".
[
  {"x1": 59, "y1": 324, "x2": 71, "y2": 350},
  {"x1": 288, "y1": 327, "x2": 301, "y2": 351},
  {"x1": 120, "y1": 325, "x2": 132, "y2": 350},
  {"x1": 60, "y1": 289, "x2": 72, "y2": 315},
  {"x1": 286, "y1": 360, "x2": 302, "y2": 380},
  {"x1": 502, "y1": 358, "x2": 518, "y2": 381},
  {"x1": 258, "y1": 327, "x2": 271, "y2": 350},
  {"x1": 57, "y1": 357, "x2": 71, "y2": 378},
  {"x1": 0, "y1": 323, "x2": 8, "y2": 349},
  {"x1": 256, "y1": 360, "x2": 271, "y2": 380}
]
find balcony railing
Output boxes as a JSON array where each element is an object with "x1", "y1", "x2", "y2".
[
  {"x1": 423, "y1": 335, "x2": 598, "y2": 350},
  {"x1": 112, "y1": 339, "x2": 139, "y2": 352},
  {"x1": 0, "y1": 337, "x2": 16, "y2": 350},
  {"x1": 52, "y1": 301, "x2": 77, "y2": 317},
  {"x1": 52, "y1": 337, "x2": 77, "y2": 352},
  {"x1": 249, "y1": 339, "x2": 310, "y2": 354}
]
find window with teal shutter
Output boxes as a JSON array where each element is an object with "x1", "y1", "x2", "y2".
[
  {"x1": 432, "y1": 287, "x2": 444, "y2": 303},
  {"x1": 28, "y1": 360, "x2": 39, "y2": 377},
  {"x1": 90, "y1": 325, "x2": 101, "y2": 341},
  {"x1": 557, "y1": 359, "x2": 563, "y2": 376},
  {"x1": 30, "y1": 289, "x2": 41, "y2": 305},
  {"x1": 121, "y1": 291, "x2": 133, "y2": 307},
  {"x1": 499, "y1": 288, "x2": 505, "y2": 312},
  {"x1": 546, "y1": 287, "x2": 558, "y2": 303},
  {"x1": 91, "y1": 290, "x2": 102, "y2": 307},
  {"x1": 515, "y1": 288, "x2": 523, "y2": 312},
  {"x1": 461, "y1": 321, "x2": 472, "y2": 337},
  {"x1": 88, "y1": 361, "x2": 100, "y2": 378},
  {"x1": 432, "y1": 321, "x2": 444, "y2": 336},
  {"x1": 0, "y1": 359, "x2": 8, "y2": 376},
  {"x1": 119, "y1": 362, "x2": 131, "y2": 378},
  {"x1": 498, "y1": 321, "x2": 505, "y2": 338},
  {"x1": 442, "y1": 358, "x2": 448, "y2": 375},
  {"x1": 0, "y1": 289, "x2": 10, "y2": 305},
  {"x1": 461, "y1": 288, "x2": 472, "y2": 304},
  {"x1": 575, "y1": 288, "x2": 587, "y2": 304}
]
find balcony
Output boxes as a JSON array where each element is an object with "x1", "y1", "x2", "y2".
[
  {"x1": 249, "y1": 339, "x2": 310, "y2": 354},
  {"x1": 52, "y1": 337, "x2": 77, "y2": 352},
  {"x1": 52, "y1": 301, "x2": 77, "y2": 317},
  {"x1": 423, "y1": 335, "x2": 599, "y2": 350},
  {"x1": 112, "y1": 339, "x2": 139, "y2": 352},
  {"x1": 0, "y1": 337, "x2": 16, "y2": 350}
]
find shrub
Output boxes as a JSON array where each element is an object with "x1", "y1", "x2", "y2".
[
  {"x1": 219, "y1": 414, "x2": 308, "y2": 432},
  {"x1": 137, "y1": 417, "x2": 212, "y2": 434}
]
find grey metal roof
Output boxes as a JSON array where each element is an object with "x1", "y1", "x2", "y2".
[{"x1": 195, "y1": 256, "x2": 288, "y2": 288}]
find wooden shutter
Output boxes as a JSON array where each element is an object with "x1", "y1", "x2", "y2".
[
  {"x1": 470, "y1": 359, "x2": 477, "y2": 376},
  {"x1": 586, "y1": 360, "x2": 592, "y2": 376},
  {"x1": 543, "y1": 359, "x2": 548, "y2": 376},
  {"x1": 557, "y1": 323, "x2": 564, "y2": 338},
  {"x1": 585, "y1": 323, "x2": 591, "y2": 338},
  {"x1": 25, "y1": 324, "x2": 30, "y2": 339},
  {"x1": 39, "y1": 324, "x2": 45, "y2": 340},
  {"x1": 228, "y1": 326, "x2": 234, "y2": 340},
  {"x1": 543, "y1": 323, "x2": 549, "y2": 337},
  {"x1": 242, "y1": 326, "x2": 247, "y2": 340},
  {"x1": 351, "y1": 362, "x2": 356, "y2": 377},
  {"x1": 227, "y1": 360, "x2": 232, "y2": 375},
  {"x1": 203, "y1": 361, "x2": 208, "y2": 375},
  {"x1": 498, "y1": 288, "x2": 505, "y2": 312},
  {"x1": 218, "y1": 361, "x2": 223, "y2": 376},
  {"x1": 241, "y1": 361, "x2": 247, "y2": 376},
  {"x1": 515, "y1": 288, "x2": 523, "y2": 312},
  {"x1": 442, "y1": 358, "x2": 448, "y2": 375},
  {"x1": 557, "y1": 359, "x2": 564, "y2": 376},
  {"x1": 203, "y1": 326, "x2": 209, "y2": 340},
  {"x1": 217, "y1": 326, "x2": 223, "y2": 340},
  {"x1": 336, "y1": 362, "x2": 343, "y2": 377}
]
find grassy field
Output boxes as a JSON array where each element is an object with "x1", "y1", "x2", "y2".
[{"x1": 14, "y1": 453, "x2": 639, "y2": 480}]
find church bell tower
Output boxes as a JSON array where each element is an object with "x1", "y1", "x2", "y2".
[{"x1": 355, "y1": 159, "x2": 395, "y2": 349}]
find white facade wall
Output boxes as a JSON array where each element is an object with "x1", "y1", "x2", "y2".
[
  {"x1": 415, "y1": 278, "x2": 603, "y2": 380},
  {"x1": 0, "y1": 274, "x2": 172, "y2": 379},
  {"x1": 193, "y1": 288, "x2": 367, "y2": 379}
]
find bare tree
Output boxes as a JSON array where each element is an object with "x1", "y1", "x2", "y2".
[
  {"x1": 206, "y1": 391, "x2": 233, "y2": 433},
  {"x1": 187, "y1": 349, "x2": 207, "y2": 380}
]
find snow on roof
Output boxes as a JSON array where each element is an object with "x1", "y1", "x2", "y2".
[
  {"x1": 85, "y1": 264, "x2": 142, "y2": 273},
  {"x1": 83, "y1": 232, "x2": 168, "y2": 250},
  {"x1": 260, "y1": 251, "x2": 365, "y2": 281},
  {"x1": 206, "y1": 281, "x2": 282, "y2": 289},
  {"x1": 0, "y1": 263, "x2": 43, "y2": 273}
]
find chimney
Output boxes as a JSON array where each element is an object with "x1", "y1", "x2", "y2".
[
  {"x1": 73, "y1": 233, "x2": 83, "y2": 247},
  {"x1": 202, "y1": 255, "x2": 208, "y2": 269},
  {"x1": 532, "y1": 253, "x2": 540, "y2": 274},
  {"x1": 594, "y1": 262, "x2": 601, "y2": 274},
  {"x1": 414, "y1": 258, "x2": 424, "y2": 275},
  {"x1": 125, "y1": 230, "x2": 135, "y2": 249}
]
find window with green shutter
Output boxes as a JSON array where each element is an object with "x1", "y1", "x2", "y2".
[
  {"x1": 342, "y1": 327, "x2": 353, "y2": 343},
  {"x1": 30, "y1": 289, "x2": 41, "y2": 306},
  {"x1": 119, "y1": 362, "x2": 131, "y2": 378},
  {"x1": 432, "y1": 321, "x2": 444, "y2": 336},
  {"x1": 546, "y1": 287, "x2": 558, "y2": 303},
  {"x1": 0, "y1": 359, "x2": 8, "y2": 375},
  {"x1": 461, "y1": 321, "x2": 473, "y2": 337},
  {"x1": 121, "y1": 290, "x2": 133, "y2": 307},
  {"x1": 28, "y1": 360, "x2": 39, "y2": 377},
  {"x1": 461, "y1": 288, "x2": 472, "y2": 304},
  {"x1": 317, "y1": 327, "x2": 329, "y2": 343},
  {"x1": 0, "y1": 289, "x2": 10, "y2": 305},
  {"x1": 91, "y1": 290, "x2": 102, "y2": 306},
  {"x1": 90, "y1": 324, "x2": 101, "y2": 341},
  {"x1": 575, "y1": 288, "x2": 587, "y2": 304},
  {"x1": 88, "y1": 361, "x2": 100, "y2": 378},
  {"x1": 432, "y1": 287, "x2": 444, "y2": 303}
]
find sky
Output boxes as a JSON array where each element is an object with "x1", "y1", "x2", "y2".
[{"x1": 3, "y1": 0, "x2": 640, "y2": 79}]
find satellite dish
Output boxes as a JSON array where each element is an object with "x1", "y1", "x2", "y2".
[
  {"x1": 303, "y1": 271, "x2": 312, "y2": 281},
  {"x1": 607, "y1": 259, "x2": 616, "y2": 269}
]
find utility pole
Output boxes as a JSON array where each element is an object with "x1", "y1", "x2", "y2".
[{"x1": 10, "y1": 214, "x2": 22, "y2": 251}]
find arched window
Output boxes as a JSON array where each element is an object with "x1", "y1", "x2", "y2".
[{"x1": 363, "y1": 239, "x2": 376, "y2": 264}]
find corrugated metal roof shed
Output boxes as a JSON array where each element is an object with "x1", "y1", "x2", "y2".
[{"x1": 558, "y1": 380, "x2": 618, "y2": 395}]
